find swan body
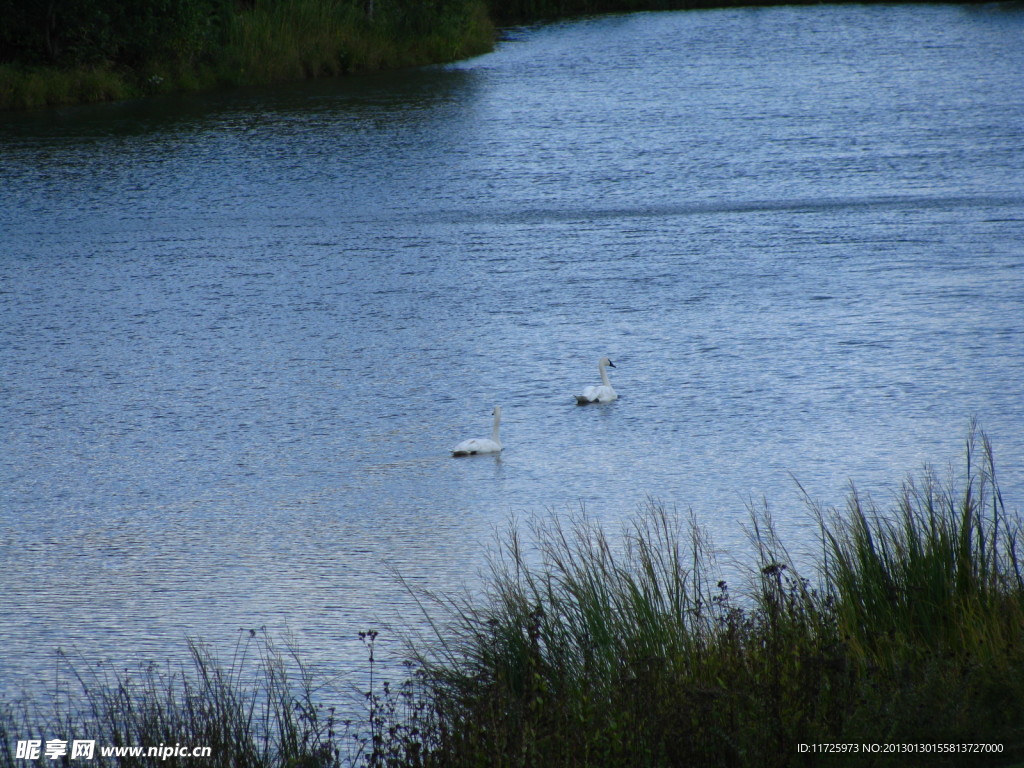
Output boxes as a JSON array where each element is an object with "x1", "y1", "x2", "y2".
[
  {"x1": 452, "y1": 407, "x2": 503, "y2": 456},
  {"x1": 575, "y1": 357, "x2": 617, "y2": 405}
]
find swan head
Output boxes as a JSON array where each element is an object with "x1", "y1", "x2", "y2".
[
  {"x1": 599, "y1": 357, "x2": 616, "y2": 368},
  {"x1": 492, "y1": 406, "x2": 502, "y2": 419}
]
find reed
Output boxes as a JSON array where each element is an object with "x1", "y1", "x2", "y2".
[
  {"x1": 819, "y1": 425, "x2": 1022, "y2": 663},
  {"x1": 222, "y1": 0, "x2": 492, "y2": 83},
  {"x1": 0, "y1": 633, "x2": 347, "y2": 768},
  {"x1": 223, "y1": 0, "x2": 367, "y2": 83},
  {"x1": 408, "y1": 504, "x2": 834, "y2": 764},
  {"x1": 409, "y1": 426, "x2": 1024, "y2": 765}
]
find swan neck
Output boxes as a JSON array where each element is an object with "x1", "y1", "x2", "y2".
[
  {"x1": 492, "y1": 409, "x2": 501, "y2": 442},
  {"x1": 599, "y1": 362, "x2": 611, "y2": 387}
]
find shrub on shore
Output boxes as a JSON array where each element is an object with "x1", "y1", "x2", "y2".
[{"x1": 3, "y1": 426, "x2": 1022, "y2": 766}]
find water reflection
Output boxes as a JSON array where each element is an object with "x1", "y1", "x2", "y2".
[{"x1": 0, "y1": 65, "x2": 484, "y2": 138}]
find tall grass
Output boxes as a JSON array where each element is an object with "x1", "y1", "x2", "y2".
[
  {"x1": 404, "y1": 506, "x2": 722, "y2": 764},
  {"x1": 0, "y1": 65, "x2": 132, "y2": 111},
  {"x1": 820, "y1": 428, "x2": 1020, "y2": 662},
  {"x1": 410, "y1": 426, "x2": 1024, "y2": 765},
  {"x1": 222, "y1": 0, "x2": 493, "y2": 85},
  {"x1": 0, "y1": 634, "x2": 349, "y2": 768},
  {"x1": 408, "y1": 505, "x2": 843, "y2": 764}
]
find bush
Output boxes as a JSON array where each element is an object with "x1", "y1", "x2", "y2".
[{"x1": 0, "y1": 0, "x2": 229, "y2": 69}]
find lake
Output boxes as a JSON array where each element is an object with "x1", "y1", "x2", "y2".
[{"x1": 1, "y1": 2, "x2": 1022, "y2": 700}]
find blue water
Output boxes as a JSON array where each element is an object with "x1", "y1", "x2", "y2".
[{"x1": 2, "y1": 3, "x2": 1023, "y2": 699}]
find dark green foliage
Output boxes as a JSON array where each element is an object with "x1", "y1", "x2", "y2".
[
  {"x1": 382, "y1": 0, "x2": 469, "y2": 34},
  {"x1": 0, "y1": 0, "x2": 487, "y2": 70},
  {"x1": 0, "y1": 0, "x2": 494, "y2": 109},
  {"x1": 0, "y1": 0, "x2": 231, "y2": 68}
]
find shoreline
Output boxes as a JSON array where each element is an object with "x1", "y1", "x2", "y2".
[{"x1": 1, "y1": 0, "x2": 1011, "y2": 112}]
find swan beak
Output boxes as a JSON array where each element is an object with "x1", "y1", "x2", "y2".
[{"x1": 608, "y1": 360, "x2": 616, "y2": 368}]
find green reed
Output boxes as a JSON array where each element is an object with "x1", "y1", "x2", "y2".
[
  {"x1": 0, "y1": 633, "x2": 348, "y2": 768},
  {"x1": 409, "y1": 426, "x2": 1024, "y2": 766},
  {"x1": 222, "y1": 0, "x2": 491, "y2": 85},
  {"x1": 819, "y1": 425, "x2": 1022, "y2": 663}
]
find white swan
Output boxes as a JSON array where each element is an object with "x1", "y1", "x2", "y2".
[
  {"x1": 451, "y1": 406, "x2": 503, "y2": 456},
  {"x1": 575, "y1": 357, "x2": 617, "y2": 405}
]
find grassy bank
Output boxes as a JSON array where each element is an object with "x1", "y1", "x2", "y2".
[
  {"x1": 0, "y1": 0, "x2": 493, "y2": 111},
  {"x1": 3, "y1": 0, "x2": 1002, "y2": 111},
  {"x1": 3, "y1": 426, "x2": 1023, "y2": 766}
]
